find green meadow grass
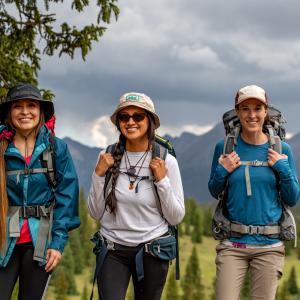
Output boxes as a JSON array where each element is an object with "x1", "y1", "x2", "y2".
[{"x1": 45, "y1": 236, "x2": 300, "y2": 299}]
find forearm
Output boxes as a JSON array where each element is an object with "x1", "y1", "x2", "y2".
[
  {"x1": 208, "y1": 164, "x2": 229, "y2": 199},
  {"x1": 273, "y1": 159, "x2": 300, "y2": 206},
  {"x1": 86, "y1": 172, "x2": 106, "y2": 220}
]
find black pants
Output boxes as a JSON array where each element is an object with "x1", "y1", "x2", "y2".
[
  {"x1": 0, "y1": 242, "x2": 50, "y2": 300},
  {"x1": 98, "y1": 246, "x2": 169, "y2": 300}
]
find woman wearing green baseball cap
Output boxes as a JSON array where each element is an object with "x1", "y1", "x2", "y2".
[{"x1": 87, "y1": 92, "x2": 185, "y2": 300}]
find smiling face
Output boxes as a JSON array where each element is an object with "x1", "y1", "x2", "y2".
[
  {"x1": 118, "y1": 106, "x2": 149, "y2": 145},
  {"x1": 9, "y1": 99, "x2": 41, "y2": 135},
  {"x1": 236, "y1": 99, "x2": 268, "y2": 135}
]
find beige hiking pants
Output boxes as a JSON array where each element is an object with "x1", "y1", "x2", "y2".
[{"x1": 215, "y1": 243, "x2": 285, "y2": 300}]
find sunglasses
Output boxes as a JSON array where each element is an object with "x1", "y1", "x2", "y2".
[{"x1": 118, "y1": 112, "x2": 147, "y2": 123}]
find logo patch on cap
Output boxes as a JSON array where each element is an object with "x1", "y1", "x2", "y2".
[{"x1": 125, "y1": 94, "x2": 142, "y2": 102}]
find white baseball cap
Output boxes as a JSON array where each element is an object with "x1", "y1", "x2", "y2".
[{"x1": 110, "y1": 92, "x2": 160, "y2": 129}]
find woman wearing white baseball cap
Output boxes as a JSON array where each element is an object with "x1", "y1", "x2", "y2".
[
  {"x1": 208, "y1": 85, "x2": 300, "y2": 299},
  {"x1": 87, "y1": 92, "x2": 185, "y2": 299}
]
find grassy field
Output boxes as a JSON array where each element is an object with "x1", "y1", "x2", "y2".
[{"x1": 44, "y1": 235, "x2": 300, "y2": 299}]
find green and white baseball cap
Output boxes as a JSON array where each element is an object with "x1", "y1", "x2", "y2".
[{"x1": 110, "y1": 92, "x2": 160, "y2": 129}]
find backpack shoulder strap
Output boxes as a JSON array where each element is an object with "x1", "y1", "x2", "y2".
[
  {"x1": 151, "y1": 140, "x2": 180, "y2": 279},
  {"x1": 265, "y1": 124, "x2": 282, "y2": 153},
  {"x1": 106, "y1": 143, "x2": 117, "y2": 154},
  {"x1": 42, "y1": 134, "x2": 57, "y2": 188},
  {"x1": 154, "y1": 135, "x2": 176, "y2": 158},
  {"x1": 152, "y1": 140, "x2": 168, "y2": 160},
  {"x1": 151, "y1": 141, "x2": 168, "y2": 216},
  {"x1": 223, "y1": 124, "x2": 241, "y2": 155}
]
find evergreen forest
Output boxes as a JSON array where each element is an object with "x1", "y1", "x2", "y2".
[{"x1": 11, "y1": 194, "x2": 300, "y2": 300}]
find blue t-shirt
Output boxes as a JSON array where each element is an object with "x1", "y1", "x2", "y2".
[{"x1": 208, "y1": 135, "x2": 300, "y2": 244}]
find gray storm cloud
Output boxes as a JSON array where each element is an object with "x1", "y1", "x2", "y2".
[{"x1": 38, "y1": 0, "x2": 300, "y2": 145}]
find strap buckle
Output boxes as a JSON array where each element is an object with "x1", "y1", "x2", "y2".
[
  {"x1": 252, "y1": 160, "x2": 263, "y2": 167},
  {"x1": 22, "y1": 206, "x2": 39, "y2": 218},
  {"x1": 248, "y1": 225, "x2": 258, "y2": 235},
  {"x1": 106, "y1": 240, "x2": 115, "y2": 251},
  {"x1": 144, "y1": 243, "x2": 151, "y2": 253},
  {"x1": 24, "y1": 168, "x2": 33, "y2": 175}
]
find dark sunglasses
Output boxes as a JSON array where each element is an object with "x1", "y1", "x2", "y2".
[{"x1": 118, "y1": 112, "x2": 147, "y2": 123}]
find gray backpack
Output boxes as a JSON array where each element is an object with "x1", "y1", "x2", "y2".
[{"x1": 212, "y1": 107, "x2": 297, "y2": 246}]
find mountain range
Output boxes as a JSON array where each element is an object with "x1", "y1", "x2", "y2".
[{"x1": 64, "y1": 124, "x2": 300, "y2": 203}]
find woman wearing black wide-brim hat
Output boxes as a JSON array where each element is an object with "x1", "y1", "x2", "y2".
[{"x1": 0, "y1": 83, "x2": 80, "y2": 299}]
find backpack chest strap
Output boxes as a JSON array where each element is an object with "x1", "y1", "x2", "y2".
[
  {"x1": 7, "y1": 168, "x2": 48, "y2": 175},
  {"x1": 240, "y1": 161, "x2": 269, "y2": 196},
  {"x1": 7, "y1": 168, "x2": 48, "y2": 184}
]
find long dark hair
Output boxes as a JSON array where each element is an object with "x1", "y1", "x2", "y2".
[{"x1": 105, "y1": 112, "x2": 156, "y2": 214}]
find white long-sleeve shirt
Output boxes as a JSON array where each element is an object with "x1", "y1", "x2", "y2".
[{"x1": 87, "y1": 150, "x2": 185, "y2": 246}]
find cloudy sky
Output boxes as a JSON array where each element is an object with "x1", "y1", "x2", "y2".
[{"x1": 37, "y1": 0, "x2": 300, "y2": 147}]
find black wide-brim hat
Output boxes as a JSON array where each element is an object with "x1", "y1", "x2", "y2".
[{"x1": 0, "y1": 83, "x2": 54, "y2": 123}]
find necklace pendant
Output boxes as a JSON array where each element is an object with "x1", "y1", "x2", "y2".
[
  {"x1": 129, "y1": 182, "x2": 135, "y2": 190},
  {"x1": 128, "y1": 166, "x2": 136, "y2": 175}
]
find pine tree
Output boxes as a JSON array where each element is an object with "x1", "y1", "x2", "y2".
[
  {"x1": 78, "y1": 188, "x2": 95, "y2": 267},
  {"x1": 191, "y1": 208, "x2": 202, "y2": 244},
  {"x1": 61, "y1": 244, "x2": 78, "y2": 295},
  {"x1": 0, "y1": 0, "x2": 120, "y2": 89},
  {"x1": 181, "y1": 245, "x2": 204, "y2": 300},
  {"x1": 69, "y1": 229, "x2": 84, "y2": 274},
  {"x1": 202, "y1": 206, "x2": 213, "y2": 237},
  {"x1": 183, "y1": 197, "x2": 199, "y2": 236},
  {"x1": 165, "y1": 267, "x2": 180, "y2": 300},
  {"x1": 53, "y1": 266, "x2": 68, "y2": 300},
  {"x1": 287, "y1": 266, "x2": 298, "y2": 295}
]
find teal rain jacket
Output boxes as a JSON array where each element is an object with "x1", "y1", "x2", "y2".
[{"x1": 0, "y1": 125, "x2": 80, "y2": 267}]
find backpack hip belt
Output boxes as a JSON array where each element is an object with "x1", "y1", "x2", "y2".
[
  {"x1": 230, "y1": 223, "x2": 280, "y2": 235},
  {"x1": 91, "y1": 230, "x2": 176, "y2": 283},
  {"x1": 7, "y1": 204, "x2": 54, "y2": 263}
]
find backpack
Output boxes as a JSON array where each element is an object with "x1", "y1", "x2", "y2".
[
  {"x1": 89, "y1": 135, "x2": 180, "y2": 299},
  {"x1": 223, "y1": 106, "x2": 286, "y2": 155},
  {"x1": 104, "y1": 134, "x2": 180, "y2": 279},
  {"x1": 4, "y1": 133, "x2": 57, "y2": 263},
  {"x1": 212, "y1": 107, "x2": 297, "y2": 246}
]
